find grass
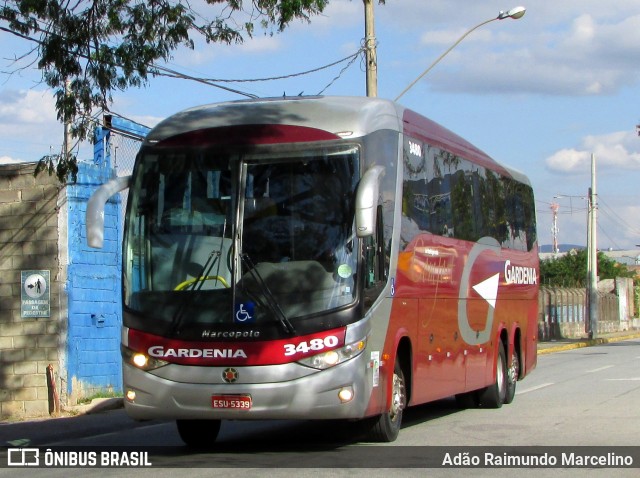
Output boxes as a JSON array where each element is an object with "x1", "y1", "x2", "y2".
[{"x1": 76, "y1": 389, "x2": 123, "y2": 405}]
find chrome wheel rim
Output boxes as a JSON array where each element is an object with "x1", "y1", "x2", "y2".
[{"x1": 390, "y1": 371, "x2": 406, "y2": 423}]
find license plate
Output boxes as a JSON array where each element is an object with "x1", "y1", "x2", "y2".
[{"x1": 211, "y1": 395, "x2": 252, "y2": 410}]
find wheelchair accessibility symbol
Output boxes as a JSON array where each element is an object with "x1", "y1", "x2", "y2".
[{"x1": 234, "y1": 302, "x2": 255, "y2": 324}]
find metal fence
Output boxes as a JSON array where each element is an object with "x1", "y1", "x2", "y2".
[
  {"x1": 101, "y1": 115, "x2": 149, "y2": 235},
  {"x1": 109, "y1": 129, "x2": 140, "y2": 228},
  {"x1": 110, "y1": 129, "x2": 139, "y2": 177}
]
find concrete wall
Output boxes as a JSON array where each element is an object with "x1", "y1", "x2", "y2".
[
  {"x1": 0, "y1": 164, "x2": 64, "y2": 417},
  {"x1": 1, "y1": 120, "x2": 148, "y2": 418},
  {"x1": 538, "y1": 283, "x2": 636, "y2": 341},
  {"x1": 0, "y1": 132, "x2": 122, "y2": 417}
]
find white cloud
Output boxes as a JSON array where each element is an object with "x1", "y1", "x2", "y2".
[
  {"x1": 292, "y1": 0, "x2": 362, "y2": 34},
  {"x1": 235, "y1": 35, "x2": 283, "y2": 54},
  {"x1": 567, "y1": 14, "x2": 596, "y2": 45},
  {"x1": 0, "y1": 155, "x2": 29, "y2": 164},
  {"x1": 420, "y1": 26, "x2": 493, "y2": 47},
  {"x1": 0, "y1": 88, "x2": 95, "y2": 162},
  {"x1": 166, "y1": 34, "x2": 284, "y2": 70},
  {"x1": 0, "y1": 89, "x2": 61, "y2": 162},
  {"x1": 171, "y1": 0, "x2": 358, "y2": 68},
  {"x1": 546, "y1": 149, "x2": 591, "y2": 174},
  {"x1": 0, "y1": 89, "x2": 57, "y2": 125},
  {"x1": 381, "y1": 2, "x2": 640, "y2": 97},
  {"x1": 546, "y1": 131, "x2": 640, "y2": 173}
]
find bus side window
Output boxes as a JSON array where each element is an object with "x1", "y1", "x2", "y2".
[{"x1": 364, "y1": 205, "x2": 386, "y2": 308}]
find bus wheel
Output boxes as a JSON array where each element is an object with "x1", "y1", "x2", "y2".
[
  {"x1": 478, "y1": 342, "x2": 506, "y2": 408},
  {"x1": 504, "y1": 348, "x2": 519, "y2": 405},
  {"x1": 176, "y1": 419, "x2": 221, "y2": 448},
  {"x1": 455, "y1": 390, "x2": 479, "y2": 409},
  {"x1": 365, "y1": 360, "x2": 406, "y2": 442}
]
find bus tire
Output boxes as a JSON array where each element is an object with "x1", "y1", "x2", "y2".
[
  {"x1": 365, "y1": 360, "x2": 406, "y2": 442},
  {"x1": 455, "y1": 390, "x2": 479, "y2": 409},
  {"x1": 478, "y1": 341, "x2": 507, "y2": 408},
  {"x1": 176, "y1": 419, "x2": 221, "y2": 448},
  {"x1": 504, "y1": 347, "x2": 519, "y2": 405}
]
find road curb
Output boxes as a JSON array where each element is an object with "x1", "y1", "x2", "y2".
[
  {"x1": 537, "y1": 332, "x2": 640, "y2": 355},
  {"x1": 67, "y1": 397, "x2": 124, "y2": 415}
]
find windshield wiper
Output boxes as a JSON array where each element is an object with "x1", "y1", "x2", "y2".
[
  {"x1": 169, "y1": 217, "x2": 230, "y2": 335},
  {"x1": 240, "y1": 253, "x2": 296, "y2": 335},
  {"x1": 169, "y1": 246, "x2": 224, "y2": 335}
]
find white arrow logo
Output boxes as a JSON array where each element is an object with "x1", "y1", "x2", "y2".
[
  {"x1": 472, "y1": 273, "x2": 500, "y2": 309},
  {"x1": 458, "y1": 238, "x2": 501, "y2": 345}
]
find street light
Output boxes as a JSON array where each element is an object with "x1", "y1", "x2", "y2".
[{"x1": 394, "y1": 6, "x2": 527, "y2": 102}]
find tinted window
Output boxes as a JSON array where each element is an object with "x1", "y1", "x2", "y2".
[{"x1": 401, "y1": 137, "x2": 537, "y2": 251}]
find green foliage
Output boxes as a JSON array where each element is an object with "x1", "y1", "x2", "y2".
[
  {"x1": 76, "y1": 388, "x2": 122, "y2": 405},
  {"x1": 1, "y1": 0, "x2": 383, "y2": 182},
  {"x1": 34, "y1": 152, "x2": 78, "y2": 183},
  {"x1": 540, "y1": 249, "x2": 635, "y2": 287}
]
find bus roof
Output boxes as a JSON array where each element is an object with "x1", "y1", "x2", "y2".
[
  {"x1": 146, "y1": 96, "x2": 401, "y2": 144},
  {"x1": 145, "y1": 96, "x2": 529, "y2": 185}
]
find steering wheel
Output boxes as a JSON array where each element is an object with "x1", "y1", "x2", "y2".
[{"x1": 174, "y1": 275, "x2": 230, "y2": 291}]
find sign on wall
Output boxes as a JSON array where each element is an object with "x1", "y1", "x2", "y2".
[{"x1": 21, "y1": 270, "x2": 50, "y2": 318}]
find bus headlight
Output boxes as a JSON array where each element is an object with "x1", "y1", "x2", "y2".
[
  {"x1": 121, "y1": 345, "x2": 169, "y2": 371},
  {"x1": 132, "y1": 353, "x2": 148, "y2": 368},
  {"x1": 298, "y1": 338, "x2": 366, "y2": 370}
]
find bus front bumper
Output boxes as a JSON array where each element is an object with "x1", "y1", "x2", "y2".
[{"x1": 122, "y1": 352, "x2": 376, "y2": 421}]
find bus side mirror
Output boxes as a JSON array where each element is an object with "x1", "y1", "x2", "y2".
[
  {"x1": 86, "y1": 176, "x2": 132, "y2": 248},
  {"x1": 355, "y1": 166, "x2": 385, "y2": 238}
]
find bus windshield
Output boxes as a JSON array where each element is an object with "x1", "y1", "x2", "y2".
[{"x1": 123, "y1": 143, "x2": 360, "y2": 336}]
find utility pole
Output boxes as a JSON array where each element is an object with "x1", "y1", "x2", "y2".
[
  {"x1": 550, "y1": 202, "x2": 559, "y2": 255},
  {"x1": 587, "y1": 153, "x2": 598, "y2": 338},
  {"x1": 64, "y1": 80, "x2": 72, "y2": 160},
  {"x1": 364, "y1": 0, "x2": 377, "y2": 97}
]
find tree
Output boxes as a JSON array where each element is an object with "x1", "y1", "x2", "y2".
[
  {"x1": 540, "y1": 249, "x2": 635, "y2": 287},
  {"x1": 0, "y1": 1, "x2": 384, "y2": 182}
]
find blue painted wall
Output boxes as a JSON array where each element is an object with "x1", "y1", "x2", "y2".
[
  {"x1": 64, "y1": 118, "x2": 149, "y2": 400},
  {"x1": 65, "y1": 127, "x2": 123, "y2": 398}
]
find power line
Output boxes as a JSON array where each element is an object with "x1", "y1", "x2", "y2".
[
  {"x1": 598, "y1": 196, "x2": 640, "y2": 237},
  {"x1": 317, "y1": 50, "x2": 363, "y2": 95},
  {"x1": 149, "y1": 64, "x2": 257, "y2": 98},
  {"x1": 597, "y1": 220, "x2": 621, "y2": 250},
  {"x1": 163, "y1": 49, "x2": 365, "y2": 84},
  {"x1": 0, "y1": 21, "x2": 259, "y2": 98},
  {"x1": 150, "y1": 49, "x2": 364, "y2": 98},
  {"x1": 1, "y1": 16, "x2": 364, "y2": 99}
]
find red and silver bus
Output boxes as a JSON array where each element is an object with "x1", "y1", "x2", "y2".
[{"x1": 87, "y1": 96, "x2": 538, "y2": 446}]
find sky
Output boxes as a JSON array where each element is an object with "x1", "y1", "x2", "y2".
[{"x1": 1, "y1": 0, "x2": 640, "y2": 251}]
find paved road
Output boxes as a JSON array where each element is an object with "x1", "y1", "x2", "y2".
[{"x1": 2, "y1": 335, "x2": 639, "y2": 477}]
